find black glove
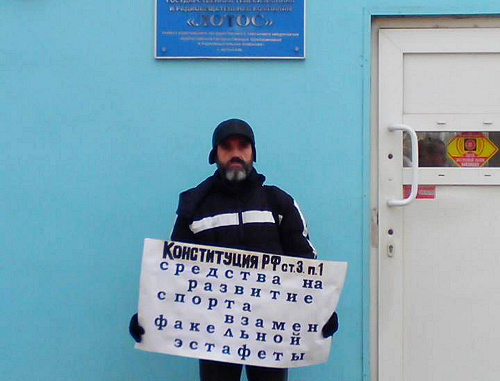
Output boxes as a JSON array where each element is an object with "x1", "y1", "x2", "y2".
[
  {"x1": 321, "y1": 311, "x2": 339, "y2": 338},
  {"x1": 129, "y1": 313, "x2": 145, "y2": 343}
]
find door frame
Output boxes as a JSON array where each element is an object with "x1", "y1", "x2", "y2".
[{"x1": 366, "y1": 15, "x2": 500, "y2": 381}]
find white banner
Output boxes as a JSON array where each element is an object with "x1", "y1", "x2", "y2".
[{"x1": 135, "y1": 239, "x2": 347, "y2": 368}]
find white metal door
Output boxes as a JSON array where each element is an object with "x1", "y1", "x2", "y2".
[{"x1": 378, "y1": 28, "x2": 500, "y2": 381}]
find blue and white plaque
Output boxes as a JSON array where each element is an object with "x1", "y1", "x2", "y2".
[{"x1": 155, "y1": 0, "x2": 305, "y2": 59}]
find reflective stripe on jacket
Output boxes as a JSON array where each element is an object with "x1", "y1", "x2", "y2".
[{"x1": 171, "y1": 169, "x2": 316, "y2": 259}]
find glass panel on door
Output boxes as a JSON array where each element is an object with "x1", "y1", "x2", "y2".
[{"x1": 403, "y1": 131, "x2": 500, "y2": 167}]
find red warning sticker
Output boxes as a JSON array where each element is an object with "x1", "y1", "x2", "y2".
[{"x1": 403, "y1": 185, "x2": 436, "y2": 199}]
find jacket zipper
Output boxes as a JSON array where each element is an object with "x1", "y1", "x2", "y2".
[{"x1": 237, "y1": 197, "x2": 244, "y2": 244}]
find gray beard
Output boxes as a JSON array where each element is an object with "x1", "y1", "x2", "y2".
[
  {"x1": 224, "y1": 169, "x2": 248, "y2": 182},
  {"x1": 217, "y1": 160, "x2": 252, "y2": 183}
]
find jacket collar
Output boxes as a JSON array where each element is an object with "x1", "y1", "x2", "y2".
[{"x1": 176, "y1": 168, "x2": 266, "y2": 219}]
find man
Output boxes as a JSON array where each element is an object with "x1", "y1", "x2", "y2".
[
  {"x1": 417, "y1": 136, "x2": 449, "y2": 167},
  {"x1": 130, "y1": 119, "x2": 338, "y2": 381}
]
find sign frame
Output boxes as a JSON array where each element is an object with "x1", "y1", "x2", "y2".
[{"x1": 154, "y1": 0, "x2": 307, "y2": 60}]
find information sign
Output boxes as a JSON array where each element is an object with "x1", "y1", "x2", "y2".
[
  {"x1": 447, "y1": 132, "x2": 499, "y2": 167},
  {"x1": 155, "y1": 0, "x2": 305, "y2": 59}
]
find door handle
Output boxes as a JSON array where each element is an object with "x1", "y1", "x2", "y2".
[{"x1": 387, "y1": 124, "x2": 419, "y2": 207}]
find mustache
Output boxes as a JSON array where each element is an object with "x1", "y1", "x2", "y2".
[{"x1": 229, "y1": 158, "x2": 246, "y2": 165}]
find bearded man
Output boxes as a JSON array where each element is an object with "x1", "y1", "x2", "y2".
[{"x1": 130, "y1": 118, "x2": 338, "y2": 381}]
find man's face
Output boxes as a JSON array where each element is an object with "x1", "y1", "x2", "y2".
[
  {"x1": 216, "y1": 135, "x2": 253, "y2": 182},
  {"x1": 430, "y1": 142, "x2": 448, "y2": 167}
]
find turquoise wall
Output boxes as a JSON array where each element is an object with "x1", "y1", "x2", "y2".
[{"x1": 1, "y1": 1, "x2": 497, "y2": 380}]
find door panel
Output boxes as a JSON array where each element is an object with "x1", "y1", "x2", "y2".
[
  {"x1": 404, "y1": 53, "x2": 500, "y2": 114},
  {"x1": 378, "y1": 28, "x2": 500, "y2": 381},
  {"x1": 403, "y1": 187, "x2": 500, "y2": 380}
]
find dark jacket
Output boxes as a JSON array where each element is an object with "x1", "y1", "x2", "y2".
[{"x1": 171, "y1": 169, "x2": 316, "y2": 259}]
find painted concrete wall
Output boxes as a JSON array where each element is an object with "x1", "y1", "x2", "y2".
[{"x1": 2, "y1": 1, "x2": 497, "y2": 380}]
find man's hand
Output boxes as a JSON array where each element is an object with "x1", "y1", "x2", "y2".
[
  {"x1": 129, "y1": 313, "x2": 145, "y2": 343},
  {"x1": 322, "y1": 311, "x2": 339, "y2": 338}
]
